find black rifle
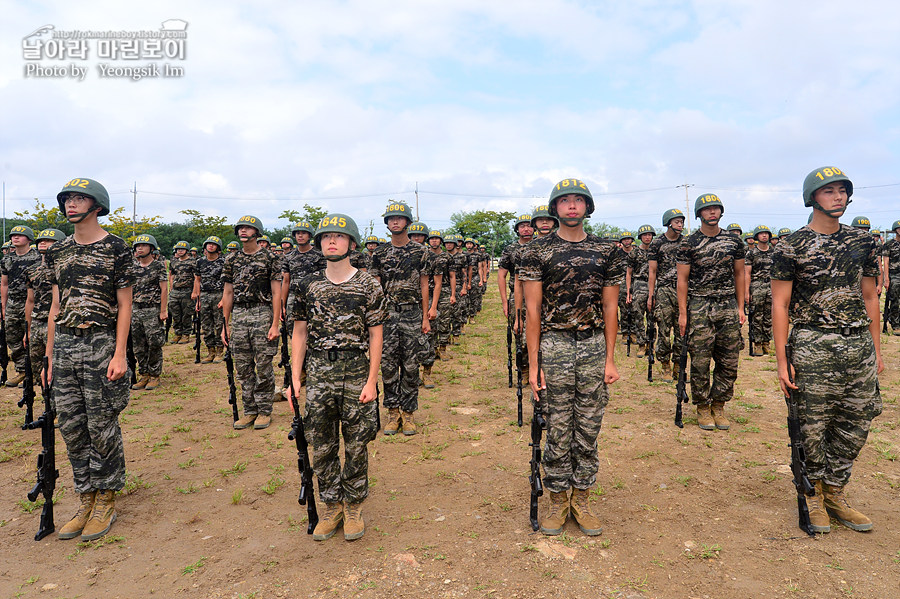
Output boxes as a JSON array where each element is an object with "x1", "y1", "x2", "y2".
[
  {"x1": 674, "y1": 315, "x2": 690, "y2": 428},
  {"x1": 514, "y1": 309, "x2": 524, "y2": 427},
  {"x1": 287, "y1": 378, "x2": 319, "y2": 534},
  {"x1": 223, "y1": 338, "x2": 239, "y2": 422},
  {"x1": 883, "y1": 283, "x2": 892, "y2": 334},
  {"x1": 0, "y1": 306, "x2": 9, "y2": 385},
  {"x1": 278, "y1": 317, "x2": 291, "y2": 390},
  {"x1": 24, "y1": 356, "x2": 58, "y2": 540},
  {"x1": 193, "y1": 304, "x2": 202, "y2": 364},
  {"x1": 18, "y1": 340, "x2": 35, "y2": 426},
  {"x1": 165, "y1": 314, "x2": 172, "y2": 342},
  {"x1": 646, "y1": 312, "x2": 656, "y2": 382},
  {"x1": 748, "y1": 299, "x2": 756, "y2": 356},
  {"x1": 624, "y1": 303, "x2": 632, "y2": 357},
  {"x1": 126, "y1": 331, "x2": 137, "y2": 386},
  {"x1": 528, "y1": 353, "x2": 546, "y2": 531},
  {"x1": 784, "y1": 345, "x2": 816, "y2": 536},
  {"x1": 506, "y1": 320, "x2": 513, "y2": 388}
]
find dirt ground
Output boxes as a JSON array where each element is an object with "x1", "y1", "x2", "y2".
[{"x1": 1, "y1": 281, "x2": 898, "y2": 599}]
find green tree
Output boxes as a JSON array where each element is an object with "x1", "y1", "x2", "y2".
[
  {"x1": 448, "y1": 210, "x2": 516, "y2": 256},
  {"x1": 13, "y1": 199, "x2": 73, "y2": 235},
  {"x1": 279, "y1": 204, "x2": 328, "y2": 228},
  {"x1": 179, "y1": 209, "x2": 231, "y2": 243},
  {"x1": 105, "y1": 207, "x2": 163, "y2": 244},
  {"x1": 583, "y1": 221, "x2": 623, "y2": 239}
]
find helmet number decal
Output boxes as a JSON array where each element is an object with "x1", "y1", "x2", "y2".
[
  {"x1": 555, "y1": 179, "x2": 587, "y2": 191},
  {"x1": 698, "y1": 194, "x2": 720, "y2": 204},
  {"x1": 65, "y1": 178, "x2": 91, "y2": 189},
  {"x1": 320, "y1": 216, "x2": 347, "y2": 228},
  {"x1": 814, "y1": 167, "x2": 844, "y2": 180}
]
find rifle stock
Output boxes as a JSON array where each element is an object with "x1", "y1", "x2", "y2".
[
  {"x1": 646, "y1": 312, "x2": 656, "y2": 382},
  {"x1": 0, "y1": 308, "x2": 9, "y2": 385},
  {"x1": 674, "y1": 315, "x2": 689, "y2": 428},
  {"x1": 287, "y1": 378, "x2": 318, "y2": 534},
  {"x1": 24, "y1": 356, "x2": 58, "y2": 541},
  {"x1": 748, "y1": 299, "x2": 756, "y2": 356},
  {"x1": 224, "y1": 337, "x2": 239, "y2": 422},
  {"x1": 784, "y1": 345, "x2": 816, "y2": 536},
  {"x1": 506, "y1": 321, "x2": 513, "y2": 388},
  {"x1": 193, "y1": 304, "x2": 202, "y2": 364},
  {"x1": 126, "y1": 331, "x2": 137, "y2": 386},
  {"x1": 528, "y1": 352, "x2": 545, "y2": 531},
  {"x1": 18, "y1": 339, "x2": 35, "y2": 427}
]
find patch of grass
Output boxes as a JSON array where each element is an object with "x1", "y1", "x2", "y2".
[
  {"x1": 262, "y1": 465, "x2": 286, "y2": 495},
  {"x1": 181, "y1": 556, "x2": 207, "y2": 575},
  {"x1": 177, "y1": 483, "x2": 199, "y2": 494},
  {"x1": 612, "y1": 406, "x2": 634, "y2": 414},
  {"x1": 220, "y1": 460, "x2": 248, "y2": 478},
  {"x1": 420, "y1": 442, "x2": 449, "y2": 461},
  {"x1": 737, "y1": 401, "x2": 763, "y2": 411},
  {"x1": 673, "y1": 475, "x2": 692, "y2": 487},
  {"x1": 178, "y1": 457, "x2": 197, "y2": 469},
  {"x1": 461, "y1": 450, "x2": 485, "y2": 457},
  {"x1": 741, "y1": 425, "x2": 761, "y2": 433},
  {"x1": 161, "y1": 405, "x2": 184, "y2": 415},
  {"x1": 635, "y1": 450, "x2": 658, "y2": 460}
]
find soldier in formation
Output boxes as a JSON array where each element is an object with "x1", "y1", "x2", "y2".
[
  {"x1": 168, "y1": 240, "x2": 196, "y2": 343},
  {"x1": 2, "y1": 225, "x2": 41, "y2": 387},
  {"x1": 745, "y1": 225, "x2": 774, "y2": 355},
  {"x1": 882, "y1": 220, "x2": 900, "y2": 332},
  {"x1": 24, "y1": 228, "x2": 66, "y2": 390},
  {"x1": 647, "y1": 209, "x2": 685, "y2": 381},
  {"x1": 193, "y1": 236, "x2": 226, "y2": 363},
  {"x1": 625, "y1": 224, "x2": 655, "y2": 357},
  {"x1": 130, "y1": 234, "x2": 168, "y2": 390}
]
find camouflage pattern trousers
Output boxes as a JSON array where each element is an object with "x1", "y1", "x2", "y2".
[
  {"x1": 749, "y1": 283, "x2": 772, "y2": 344},
  {"x1": 450, "y1": 291, "x2": 467, "y2": 336},
  {"x1": 618, "y1": 285, "x2": 641, "y2": 342},
  {"x1": 53, "y1": 327, "x2": 131, "y2": 493},
  {"x1": 653, "y1": 286, "x2": 683, "y2": 365},
  {"x1": 6, "y1": 299, "x2": 28, "y2": 372},
  {"x1": 540, "y1": 329, "x2": 610, "y2": 493},
  {"x1": 28, "y1": 320, "x2": 48, "y2": 381},
  {"x1": 231, "y1": 304, "x2": 278, "y2": 416},
  {"x1": 304, "y1": 350, "x2": 378, "y2": 504},
  {"x1": 168, "y1": 288, "x2": 194, "y2": 336},
  {"x1": 436, "y1": 286, "x2": 452, "y2": 347},
  {"x1": 687, "y1": 295, "x2": 741, "y2": 405},
  {"x1": 199, "y1": 292, "x2": 224, "y2": 349},
  {"x1": 131, "y1": 306, "x2": 165, "y2": 376},
  {"x1": 629, "y1": 280, "x2": 649, "y2": 346},
  {"x1": 790, "y1": 326, "x2": 881, "y2": 486},
  {"x1": 886, "y1": 276, "x2": 900, "y2": 329},
  {"x1": 382, "y1": 305, "x2": 425, "y2": 413},
  {"x1": 507, "y1": 296, "x2": 528, "y2": 370}
]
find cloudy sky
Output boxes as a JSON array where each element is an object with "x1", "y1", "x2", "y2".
[{"x1": 2, "y1": 0, "x2": 899, "y2": 236}]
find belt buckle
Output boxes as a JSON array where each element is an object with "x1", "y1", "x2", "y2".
[
  {"x1": 841, "y1": 327, "x2": 852, "y2": 336},
  {"x1": 327, "y1": 349, "x2": 339, "y2": 362}
]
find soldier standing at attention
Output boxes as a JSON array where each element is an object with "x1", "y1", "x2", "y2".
[
  {"x1": 292, "y1": 214, "x2": 386, "y2": 541},
  {"x1": 445, "y1": 234, "x2": 468, "y2": 344},
  {"x1": 222, "y1": 216, "x2": 282, "y2": 430},
  {"x1": 626, "y1": 225, "x2": 655, "y2": 357},
  {"x1": 408, "y1": 222, "x2": 438, "y2": 387},
  {"x1": 369, "y1": 202, "x2": 430, "y2": 436},
  {"x1": 676, "y1": 195, "x2": 745, "y2": 431},
  {"x1": 24, "y1": 229, "x2": 66, "y2": 388},
  {"x1": 745, "y1": 225, "x2": 774, "y2": 355},
  {"x1": 616, "y1": 232, "x2": 635, "y2": 345},
  {"x1": 521, "y1": 179, "x2": 623, "y2": 537},
  {"x1": 45, "y1": 178, "x2": 136, "y2": 541},
  {"x1": 498, "y1": 214, "x2": 534, "y2": 363},
  {"x1": 2, "y1": 225, "x2": 41, "y2": 387},
  {"x1": 192, "y1": 236, "x2": 226, "y2": 364},
  {"x1": 427, "y1": 230, "x2": 453, "y2": 360},
  {"x1": 647, "y1": 209, "x2": 685, "y2": 381},
  {"x1": 130, "y1": 234, "x2": 168, "y2": 391},
  {"x1": 168, "y1": 241, "x2": 196, "y2": 344},
  {"x1": 882, "y1": 220, "x2": 900, "y2": 332},
  {"x1": 773, "y1": 166, "x2": 883, "y2": 533}
]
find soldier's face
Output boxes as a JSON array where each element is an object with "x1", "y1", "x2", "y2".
[
  {"x1": 465, "y1": 242, "x2": 474, "y2": 250},
  {"x1": 294, "y1": 231, "x2": 311, "y2": 246},
  {"x1": 134, "y1": 244, "x2": 152, "y2": 257},
  {"x1": 445, "y1": 242, "x2": 457, "y2": 252},
  {"x1": 555, "y1": 194, "x2": 587, "y2": 220},
  {"x1": 639, "y1": 233, "x2": 654, "y2": 245},
  {"x1": 205, "y1": 243, "x2": 219, "y2": 254},
  {"x1": 621, "y1": 238, "x2": 633, "y2": 248},
  {"x1": 757, "y1": 233, "x2": 770, "y2": 243},
  {"x1": 320, "y1": 232, "x2": 351, "y2": 257},
  {"x1": 698, "y1": 206, "x2": 722, "y2": 225},
  {"x1": 10, "y1": 234, "x2": 29, "y2": 248},
  {"x1": 516, "y1": 223, "x2": 534, "y2": 238},
  {"x1": 429, "y1": 238, "x2": 442, "y2": 248},
  {"x1": 37, "y1": 240, "x2": 55, "y2": 253},
  {"x1": 410, "y1": 234, "x2": 426, "y2": 244},
  {"x1": 534, "y1": 218, "x2": 555, "y2": 234},
  {"x1": 237, "y1": 225, "x2": 257, "y2": 241},
  {"x1": 668, "y1": 217, "x2": 685, "y2": 233},
  {"x1": 175, "y1": 248, "x2": 187, "y2": 258},
  {"x1": 387, "y1": 216, "x2": 408, "y2": 233},
  {"x1": 813, "y1": 183, "x2": 849, "y2": 214},
  {"x1": 366, "y1": 242, "x2": 378, "y2": 252},
  {"x1": 281, "y1": 242, "x2": 292, "y2": 251}
]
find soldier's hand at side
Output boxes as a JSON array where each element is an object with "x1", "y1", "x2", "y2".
[
  {"x1": 221, "y1": 328, "x2": 229, "y2": 347},
  {"x1": 502, "y1": 302, "x2": 509, "y2": 318},
  {"x1": 107, "y1": 354, "x2": 127, "y2": 381},
  {"x1": 42, "y1": 358, "x2": 52, "y2": 387},
  {"x1": 359, "y1": 381, "x2": 377, "y2": 404},
  {"x1": 877, "y1": 355, "x2": 885, "y2": 375},
  {"x1": 513, "y1": 316, "x2": 520, "y2": 335},
  {"x1": 646, "y1": 297, "x2": 653, "y2": 312},
  {"x1": 427, "y1": 307, "x2": 437, "y2": 321},
  {"x1": 625, "y1": 293, "x2": 632, "y2": 305},
  {"x1": 777, "y1": 362, "x2": 798, "y2": 397},
  {"x1": 738, "y1": 309, "x2": 746, "y2": 326},
  {"x1": 529, "y1": 367, "x2": 545, "y2": 399},
  {"x1": 604, "y1": 360, "x2": 620, "y2": 384},
  {"x1": 160, "y1": 308, "x2": 168, "y2": 321},
  {"x1": 678, "y1": 312, "x2": 687, "y2": 336},
  {"x1": 421, "y1": 318, "x2": 431, "y2": 334},
  {"x1": 267, "y1": 324, "x2": 279, "y2": 341},
  {"x1": 450, "y1": 294, "x2": 457, "y2": 305}
]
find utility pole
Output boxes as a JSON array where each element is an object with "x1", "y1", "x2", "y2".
[
  {"x1": 414, "y1": 181, "x2": 419, "y2": 221},
  {"x1": 132, "y1": 181, "x2": 137, "y2": 238},
  {"x1": 2, "y1": 182, "x2": 5, "y2": 241},
  {"x1": 676, "y1": 183, "x2": 693, "y2": 234}
]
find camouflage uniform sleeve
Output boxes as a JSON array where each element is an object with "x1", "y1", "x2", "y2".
[
  {"x1": 605, "y1": 245, "x2": 625, "y2": 287},
  {"x1": 517, "y1": 243, "x2": 541, "y2": 282},
  {"x1": 221, "y1": 254, "x2": 234, "y2": 284},
  {"x1": 770, "y1": 242, "x2": 795, "y2": 281},
  {"x1": 158, "y1": 261, "x2": 168, "y2": 282},
  {"x1": 364, "y1": 275, "x2": 388, "y2": 327},
  {"x1": 0, "y1": 255, "x2": 9, "y2": 277},
  {"x1": 647, "y1": 237, "x2": 659, "y2": 263},
  {"x1": 734, "y1": 237, "x2": 746, "y2": 261},
  {"x1": 369, "y1": 250, "x2": 382, "y2": 280},
  {"x1": 268, "y1": 251, "x2": 282, "y2": 282},
  {"x1": 675, "y1": 234, "x2": 693, "y2": 265},
  {"x1": 863, "y1": 237, "x2": 879, "y2": 278},
  {"x1": 114, "y1": 239, "x2": 137, "y2": 289},
  {"x1": 293, "y1": 278, "x2": 309, "y2": 322},
  {"x1": 193, "y1": 259, "x2": 201, "y2": 277}
]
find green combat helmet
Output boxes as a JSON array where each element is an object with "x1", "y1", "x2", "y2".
[
  {"x1": 280, "y1": 236, "x2": 294, "y2": 247},
  {"x1": 378, "y1": 237, "x2": 387, "y2": 244},
  {"x1": 9, "y1": 225, "x2": 35, "y2": 241},
  {"x1": 726, "y1": 223, "x2": 743, "y2": 234},
  {"x1": 56, "y1": 177, "x2": 110, "y2": 217},
  {"x1": 36, "y1": 228, "x2": 66, "y2": 244},
  {"x1": 752, "y1": 225, "x2": 772, "y2": 241},
  {"x1": 530, "y1": 204, "x2": 559, "y2": 227},
  {"x1": 694, "y1": 193, "x2": 724, "y2": 218},
  {"x1": 850, "y1": 216, "x2": 871, "y2": 230},
  {"x1": 259, "y1": 234, "x2": 271, "y2": 245},
  {"x1": 226, "y1": 241, "x2": 239, "y2": 252},
  {"x1": 203, "y1": 236, "x2": 223, "y2": 252},
  {"x1": 778, "y1": 227, "x2": 792, "y2": 238},
  {"x1": 173, "y1": 240, "x2": 190, "y2": 251},
  {"x1": 234, "y1": 215, "x2": 263, "y2": 237},
  {"x1": 314, "y1": 213, "x2": 361, "y2": 261},
  {"x1": 382, "y1": 201, "x2": 414, "y2": 225},
  {"x1": 802, "y1": 166, "x2": 853, "y2": 213},
  {"x1": 291, "y1": 221, "x2": 314, "y2": 235},
  {"x1": 662, "y1": 208, "x2": 684, "y2": 227},
  {"x1": 891, "y1": 220, "x2": 900, "y2": 232},
  {"x1": 364, "y1": 235, "x2": 379, "y2": 245},
  {"x1": 133, "y1": 234, "x2": 159, "y2": 250},
  {"x1": 637, "y1": 224, "x2": 656, "y2": 242},
  {"x1": 427, "y1": 229, "x2": 443, "y2": 242},
  {"x1": 548, "y1": 178, "x2": 594, "y2": 221},
  {"x1": 514, "y1": 213, "x2": 532, "y2": 234},
  {"x1": 620, "y1": 230, "x2": 635, "y2": 242},
  {"x1": 408, "y1": 222, "x2": 429, "y2": 237}
]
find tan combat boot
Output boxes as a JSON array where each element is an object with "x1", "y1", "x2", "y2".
[
  {"x1": 233, "y1": 414, "x2": 257, "y2": 430},
  {"x1": 823, "y1": 484, "x2": 873, "y2": 531},
  {"x1": 254, "y1": 414, "x2": 271, "y2": 430},
  {"x1": 422, "y1": 365, "x2": 435, "y2": 389},
  {"x1": 451, "y1": 334, "x2": 460, "y2": 345},
  {"x1": 660, "y1": 361, "x2": 672, "y2": 381},
  {"x1": 58, "y1": 491, "x2": 97, "y2": 539},
  {"x1": 637, "y1": 344, "x2": 646, "y2": 358},
  {"x1": 131, "y1": 374, "x2": 150, "y2": 390},
  {"x1": 697, "y1": 404, "x2": 715, "y2": 430},
  {"x1": 761, "y1": 342, "x2": 771, "y2": 355},
  {"x1": 343, "y1": 501, "x2": 365, "y2": 541},
  {"x1": 312, "y1": 502, "x2": 344, "y2": 541},
  {"x1": 540, "y1": 490, "x2": 570, "y2": 536},
  {"x1": 144, "y1": 376, "x2": 160, "y2": 391},
  {"x1": 81, "y1": 489, "x2": 116, "y2": 541},
  {"x1": 440, "y1": 345, "x2": 453, "y2": 360},
  {"x1": 805, "y1": 480, "x2": 831, "y2": 533},
  {"x1": 711, "y1": 401, "x2": 730, "y2": 430},
  {"x1": 401, "y1": 411, "x2": 417, "y2": 436},
  {"x1": 434, "y1": 346, "x2": 442, "y2": 361},
  {"x1": 212, "y1": 347, "x2": 224, "y2": 363},
  {"x1": 6, "y1": 371, "x2": 26, "y2": 387},
  {"x1": 384, "y1": 408, "x2": 401, "y2": 436},
  {"x1": 201, "y1": 347, "x2": 216, "y2": 364},
  {"x1": 570, "y1": 488, "x2": 603, "y2": 536},
  {"x1": 171, "y1": 335, "x2": 182, "y2": 344}
]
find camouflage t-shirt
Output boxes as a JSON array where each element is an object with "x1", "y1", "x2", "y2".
[
  {"x1": 133, "y1": 259, "x2": 167, "y2": 306},
  {"x1": 294, "y1": 269, "x2": 388, "y2": 352},
  {"x1": 467, "y1": 252, "x2": 480, "y2": 283},
  {"x1": 499, "y1": 241, "x2": 530, "y2": 291},
  {"x1": 350, "y1": 250, "x2": 369, "y2": 270},
  {"x1": 169, "y1": 256, "x2": 197, "y2": 290},
  {"x1": 771, "y1": 225, "x2": 879, "y2": 329},
  {"x1": 746, "y1": 245, "x2": 774, "y2": 287},
  {"x1": 222, "y1": 247, "x2": 281, "y2": 305},
  {"x1": 676, "y1": 229, "x2": 745, "y2": 297},
  {"x1": 519, "y1": 232, "x2": 624, "y2": 332},
  {"x1": 369, "y1": 240, "x2": 429, "y2": 305},
  {"x1": 448, "y1": 251, "x2": 468, "y2": 291},
  {"x1": 1, "y1": 248, "x2": 41, "y2": 302},
  {"x1": 882, "y1": 238, "x2": 900, "y2": 276},
  {"x1": 194, "y1": 255, "x2": 225, "y2": 293},
  {"x1": 627, "y1": 246, "x2": 650, "y2": 283},
  {"x1": 24, "y1": 259, "x2": 54, "y2": 321},
  {"x1": 647, "y1": 233, "x2": 683, "y2": 289},
  {"x1": 282, "y1": 248, "x2": 327, "y2": 293},
  {"x1": 45, "y1": 234, "x2": 136, "y2": 329},
  {"x1": 427, "y1": 251, "x2": 448, "y2": 293}
]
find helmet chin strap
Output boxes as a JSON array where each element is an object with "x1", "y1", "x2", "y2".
[
  {"x1": 67, "y1": 204, "x2": 99, "y2": 223},
  {"x1": 558, "y1": 216, "x2": 583, "y2": 227},
  {"x1": 813, "y1": 200, "x2": 849, "y2": 217},
  {"x1": 699, "y1": 216, "x2": 719, "y2": 227},
  {"x1": 325, "y1": 251, "x2": 350, "y2": 262}
]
